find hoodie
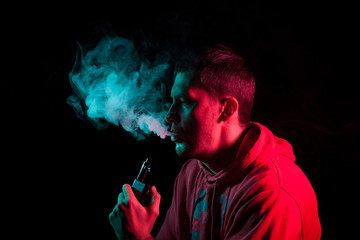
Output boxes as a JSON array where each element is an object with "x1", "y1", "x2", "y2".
[{"x1": 156, "y1": 122, "x2": 321, "y2": 240}]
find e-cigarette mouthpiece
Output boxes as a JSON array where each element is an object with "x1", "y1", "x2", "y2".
[
  {"x1": 136, "y1": 156, "x2": 151, "y2": 183},
  {"x1": 132, "y1": 156, "x2": 152, "y2": 206}
]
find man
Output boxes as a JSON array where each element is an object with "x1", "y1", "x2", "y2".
[{"x1": 109, "y1": 45, "x2": 322, "y2": 239}]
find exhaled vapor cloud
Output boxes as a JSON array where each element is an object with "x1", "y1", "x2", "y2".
[{"x1": 67, "y1": 36, "x2": 172, "y2": 140}]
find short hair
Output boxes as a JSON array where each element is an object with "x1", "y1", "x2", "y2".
[{"x1": 176, "y1": 44, "x2": 255, "y2": 125}]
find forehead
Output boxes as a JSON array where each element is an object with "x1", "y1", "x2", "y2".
[{"x1": 171, "y1": 71, "x2": 198, "y2": 97}]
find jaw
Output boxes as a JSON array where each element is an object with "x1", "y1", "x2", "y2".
[{"x1": 174, "y1": 138, "x2": 216, "y2": 159}]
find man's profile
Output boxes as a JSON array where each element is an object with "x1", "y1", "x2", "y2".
[{"x1": 109, "y1": 44, "x2": 321, "y2": 240}]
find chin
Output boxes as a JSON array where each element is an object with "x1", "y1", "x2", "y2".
[
  {"x1": 175, "y1": 142, "x2": 193, "y2": 157},
  {"x1": 175, "y1": 143, "x2": 186, "y2": 156}
]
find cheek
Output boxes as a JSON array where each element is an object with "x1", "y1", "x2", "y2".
[
  {"x1": 189, "y1": 105, "x2": 218, "y2": 137},
  {"x1": 182, "y1": 114, "x2": 199, "y2": 137}
]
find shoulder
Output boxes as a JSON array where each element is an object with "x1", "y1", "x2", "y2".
[
  {"x1": 268, "y1": 156, "x2": 319, "y2": 215},
  {"x1": 228, "y1": 162, "x2": 319, "y2": 238},
  {"x1": 180, "y1": 158, "x2": 199, "y2": 171},
  {"x1": 175, "y1": 159, "x2": 200, "y2": 186},
  {"x1": 177, "y1": 158, "x2": 200, "y2": 176},
  {"x1": 241, "y1": 154, "x2": 318, "y2": 205},
  {"x1": 249, "y1": 187, "x2": 301, "y2": 213},
  {"x1": 227, "y1": 156, "x2": 317, "y2": 218}
]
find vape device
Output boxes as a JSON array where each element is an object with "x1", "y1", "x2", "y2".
[{"x1": 131, "y1": 156, "x2": 152, "y2": 206}]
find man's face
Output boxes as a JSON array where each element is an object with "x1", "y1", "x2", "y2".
[{"x1": 166, "y1": 71, "x2": 222, "y2": 158}]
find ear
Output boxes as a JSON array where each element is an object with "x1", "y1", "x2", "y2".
[{"x1": 218, "y1": 97, "x2": 238, "y2": 122}]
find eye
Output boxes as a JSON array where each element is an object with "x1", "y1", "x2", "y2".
[{"x1": 180, "y1": 98, "x2": 193, "y2": 106}]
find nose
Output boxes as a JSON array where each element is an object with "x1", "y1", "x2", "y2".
[{"x1": 165, "y1": 104, "x2": 179, "y2": 124}]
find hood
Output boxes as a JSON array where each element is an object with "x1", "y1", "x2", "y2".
[{"x1": 198, "y1": 122, "x2": 295, "y2": 183}]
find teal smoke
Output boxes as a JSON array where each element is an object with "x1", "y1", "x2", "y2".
[{"x1": 67, "y1": 36, "x2": 172, "y2": 140}]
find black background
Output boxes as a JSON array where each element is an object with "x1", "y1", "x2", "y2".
[{"x1": 6, "y1": 1, "x2": 359, "y2": 239}]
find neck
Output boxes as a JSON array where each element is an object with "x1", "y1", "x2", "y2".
[{"x1": 201, "y1": 124, "x2": 249, "y2": 174}]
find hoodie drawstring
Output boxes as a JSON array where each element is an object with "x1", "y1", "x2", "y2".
[
  {"x1": 210, "y1": 180, "x2": 218, "y2": 240},
  {"x1": 190, "y1": 169, "x2": 203, "y2": 231}
]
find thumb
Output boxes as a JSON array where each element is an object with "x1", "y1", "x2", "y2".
[{"x1": 148, "y1": 186, "x2": 161, "y2": 214}]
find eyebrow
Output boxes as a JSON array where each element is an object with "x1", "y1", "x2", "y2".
[
  {"x1": 171, "y1": 93, "x2": 192, "y2": 100},
  {"x1": 170, "y1": 89, "x2": 188, "y2": 98}
]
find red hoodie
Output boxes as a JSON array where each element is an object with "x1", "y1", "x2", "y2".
[{"x1": 156, "y1": 122, "x2": 321, "y2": 240}]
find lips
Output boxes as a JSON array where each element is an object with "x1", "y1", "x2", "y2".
[{"x1": 170, "y1": 130, "x2": 183, "y2": 142}]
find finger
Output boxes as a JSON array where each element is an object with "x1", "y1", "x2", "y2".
[
  {"x1": 117, "y1": 192, "x2": 125, "y2": 204},
  {"x1": 148, "y1": 186, "x2": 161, "y2": 214},
  {"x1": 110, "y1": 204, "x2": 123, "y2": 218},
  {"x1": 109, "y1": 211, "x2": 114, "y2": 220},
  {"x1": 122, "y1": 184, "x2": 136, "y2": 202}
]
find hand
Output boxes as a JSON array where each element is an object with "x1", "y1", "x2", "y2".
[
  {"x1": 109, "y1": 202, "x2": 126, "y2": 240},
  {"x1": 109, "y1": 184, "x2": 161, "y2": 240}
]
